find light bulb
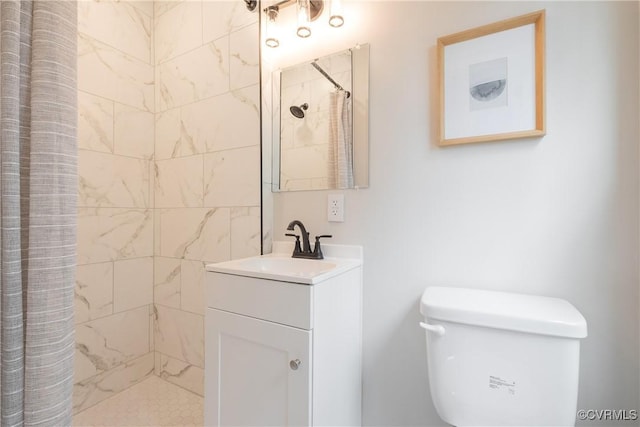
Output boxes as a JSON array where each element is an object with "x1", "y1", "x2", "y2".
[
  {"x1": 265, "y1": 6, "x2": 280, "y2": 48},
  {"x1": 296, "y1": 0, "x2": 312, "y2": 38},
  {"x1": 329, "y1": 0, "x2": 344, "y2": 27}
]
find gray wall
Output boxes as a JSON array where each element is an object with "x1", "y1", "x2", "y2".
[{"x1": 269, "y1": 2, "x2": 639, "y2": 425}]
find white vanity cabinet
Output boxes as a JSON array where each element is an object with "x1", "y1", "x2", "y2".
[
  {"x1": 204, "y1": 247, "x2": 362, "y2": 427},
  {"x1": 205, "y1": 307, "x2": 312, "y2": 426}
]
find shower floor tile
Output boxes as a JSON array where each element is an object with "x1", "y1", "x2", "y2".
[{"x1": 72, "y1": 375, "x2": 203, "y2": 427}]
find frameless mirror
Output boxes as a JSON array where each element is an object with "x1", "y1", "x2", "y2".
[{"x1": 271, "y1": 44, "x2": 369, "y2": 192}]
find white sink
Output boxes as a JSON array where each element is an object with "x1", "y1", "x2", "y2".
[
  {"x1": 237, "y1": 257, "x2": 336, "y2": 275},
  {"x1": 205, "y1": 242, "x2": 362, "y2": 285}
]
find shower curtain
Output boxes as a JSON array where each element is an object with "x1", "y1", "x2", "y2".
[
  {"x1": 328, "y1": 90, "x2": 353, "y2": 189},
  {"x1": 0, "y1": 1, "x2": 77, "y2": 426}
]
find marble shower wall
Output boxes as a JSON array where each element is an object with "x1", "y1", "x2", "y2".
[
  {"x1": 153, "y1": 1, "x2": 261, "y2": 396},
  {"x1": 74, "y1": 0, "x2": 260, "y2": 409},
  {"x1": 75, "y1": 0, "x2": 155, "y2": 413}
]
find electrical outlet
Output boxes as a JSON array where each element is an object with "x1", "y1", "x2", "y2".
[{"x1": 327, "y1": 194, "x2": 344, "y2": 222}]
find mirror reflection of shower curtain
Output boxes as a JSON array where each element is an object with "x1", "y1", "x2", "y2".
[{"x1": 328, "y1": 90, "x2": 353, "y2": 189}]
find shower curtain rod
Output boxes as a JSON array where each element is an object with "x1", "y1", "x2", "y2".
[{"x1": 311, "y1": 61, "x2": 351, "y2": 98}]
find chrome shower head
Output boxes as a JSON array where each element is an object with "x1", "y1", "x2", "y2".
[{"x1": 290, "y1": 103, "x2": 308, "y2": 119}]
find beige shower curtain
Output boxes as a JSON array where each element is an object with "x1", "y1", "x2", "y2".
[
  {"x1": 0, "y1": 1, "x2": 77, "y2": 425},
  {"x1": 328, "y1": 90, "x2": 353, "y2": 189}
]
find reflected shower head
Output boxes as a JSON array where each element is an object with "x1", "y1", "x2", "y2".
[{"x1": 290, "y1": 103, "x2": 308, "y2": 119}]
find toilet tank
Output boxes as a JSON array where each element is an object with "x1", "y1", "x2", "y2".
[{"x1": 420, "y1": 287, "x2": 587, "y2": 427}]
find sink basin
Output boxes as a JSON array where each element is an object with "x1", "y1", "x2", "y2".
[
  {"x1": 206, "y1": 245, "x2": 361, "y2": 285},
  {"x1": 237, "y1": 257, "x2": 336, "y2": 276}
]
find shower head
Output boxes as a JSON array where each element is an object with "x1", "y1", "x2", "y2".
[{"x1": 290, "y1": 103, "x2": 308, "y2": 119}]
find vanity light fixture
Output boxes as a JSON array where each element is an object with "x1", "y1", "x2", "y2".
[{"x1": 257, "y1": 0, "x2": 343, "y2": 48}]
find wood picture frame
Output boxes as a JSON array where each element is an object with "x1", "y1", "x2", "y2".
[{"x1": 438, "y1": 10, "x2": 546, "y2": 146}]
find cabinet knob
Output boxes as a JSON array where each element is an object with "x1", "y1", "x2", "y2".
[{"x1": 289, "y1": 359, "x2": 301, "y2": 370}]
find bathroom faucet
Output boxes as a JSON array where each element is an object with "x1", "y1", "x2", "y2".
[
  {"x1": 286, "y1": 220, "x2": 332, "y2": 259},
  {"x1": 287, "y1": 220, "x2": 312, "y2": 253}
]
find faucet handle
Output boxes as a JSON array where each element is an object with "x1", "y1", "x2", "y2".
[
  {"x1": 285, "y1": 233, "x2": 302, "y2": 255},
  {"x1": 312, "y1": 235, "x2": 332, "y2": 259}
]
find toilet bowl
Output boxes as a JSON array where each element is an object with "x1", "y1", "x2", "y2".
[{"x1": 420, "y1": 286, "x2": 587, "y2": 427}]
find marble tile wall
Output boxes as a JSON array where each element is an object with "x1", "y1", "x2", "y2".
[
  {"x1": 75, "y1": 0, "x2": 261, "y2": 408},
  {"x1": 152, "y1": 0, "x2": 260, "y2": 396},
  {"x1": 75, "y1": 0, "x2": 155, "y2": 413}
]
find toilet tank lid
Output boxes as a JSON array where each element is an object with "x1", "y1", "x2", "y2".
[{"x1": 420, "y1": 287, "x2": 588, "y2": 338}]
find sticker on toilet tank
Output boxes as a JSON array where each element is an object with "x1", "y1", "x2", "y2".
[{"x1": 489, "y1": 376, "x2": 516, "y2": 395}]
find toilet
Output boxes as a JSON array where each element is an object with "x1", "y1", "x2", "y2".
[{"x1": 420, "y1": 287, "x2": 588, "y2": 427}]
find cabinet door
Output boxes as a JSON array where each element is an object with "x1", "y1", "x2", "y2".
[{"x1": 205, "y1": 308, "x2": 312, "y2": 427}]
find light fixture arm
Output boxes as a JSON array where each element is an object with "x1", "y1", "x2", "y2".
[{"x1": 265, "y1": 0, "x2": 324, "y2": 21}]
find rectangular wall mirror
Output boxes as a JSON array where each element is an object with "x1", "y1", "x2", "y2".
[{"x1": 271, "y1": 44, "x2": 369, "y2": 192}]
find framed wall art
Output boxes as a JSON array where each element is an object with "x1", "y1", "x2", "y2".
[{"x1": 438, "y1": 10, "x2": 546, "y2": 146}]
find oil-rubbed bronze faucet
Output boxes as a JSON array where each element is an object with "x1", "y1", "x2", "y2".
[{"x1": 286, "y1": 220, "x2": 332, "y2": 259}]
